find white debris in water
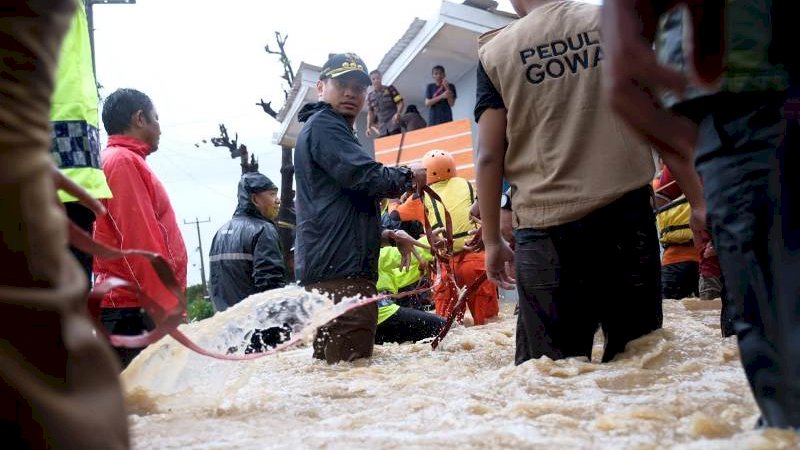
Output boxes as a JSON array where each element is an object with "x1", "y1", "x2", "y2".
[{"x1": 122, "y1": 288, "x2": 800, "y2": 449}]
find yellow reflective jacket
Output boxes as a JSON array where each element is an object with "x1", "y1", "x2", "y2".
[
  {"x1": 51, "y1": 1, "x2": 112, "y2": 202},
  {"x1": 424, "y1": 177, "x2": 477, "y2": 253},
  {"x1": 656, "y1": 195, "x2": 692, "y2": 245},
  {"x1": 375, "y1": 241, "x2": 433, "y2": 325}
]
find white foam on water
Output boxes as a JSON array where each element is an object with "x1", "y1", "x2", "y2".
[{"x1": 122, "y1": 293, "x2": 800, "y2": 449}]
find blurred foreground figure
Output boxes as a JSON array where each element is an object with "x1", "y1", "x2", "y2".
[
  {"x1": 0, "y1": 2, "x2": 129, "y2": 448},
  {"x1": 603, "y1": 0, "x2": 800, "y2": 429}
]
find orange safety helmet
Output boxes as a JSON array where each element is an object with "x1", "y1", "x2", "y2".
[{"x1": 422, "y1": 149, "x2": 456, "y2": 184}]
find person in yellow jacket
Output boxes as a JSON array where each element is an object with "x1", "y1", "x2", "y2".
[
  {"x1": 51, "y1": 0, "x2": 113, "y2": 283},
  {"x1": 375, "y1": 243, "x2": 445, "y2": 344},
  {"x1": 394, "y1": 149, "x2": 499, "y2": 325}
]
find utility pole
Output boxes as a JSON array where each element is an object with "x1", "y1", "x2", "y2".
[
  {"x1": 85, "y1": 0, "x2": 136, "y2": 80},
  {"x1": 184, "y1": 217, "x2": 211, "y2": 297}
]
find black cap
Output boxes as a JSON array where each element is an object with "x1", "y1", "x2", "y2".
[
  {"x1": 319, "y1": 53, "x2": 370, "y2": 85},
  {"x1": 241, "y1": 172, "x2": 277, "y2": 194}
]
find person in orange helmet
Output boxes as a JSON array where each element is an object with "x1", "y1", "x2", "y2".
[{"x1": 393, "y1": 149, "x2": 499, "y2": 325}]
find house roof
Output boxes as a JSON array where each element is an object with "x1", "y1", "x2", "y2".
[{"x1": 375, "y1": 18, "x2": 427, "y2": 76}]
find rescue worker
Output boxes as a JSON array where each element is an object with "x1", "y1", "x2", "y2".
[
  {"x1": 94, "y1": 88, "x2": 188, "y2": 369},
  {"x1": 51, "y1": 0, "x2": 112, "y2": 284},
  {"x1": 654, "y1": 165, "x2": 699, "y2": 299},
  {"x1": 375, "y1": 243, "x2": 445, "y2": 344},
  {"x1": 395, "y1": 149, "x2": 499, "y2": 325},
  {"x1": 209, "y1": 172, "x2": 286, "y2": 312},
  {"x1": 294, "y1": 52, "x2": 425, "y2": 364},
  {"x1": 0, "y1": 2, "x2": 128, "y2": 447},
  {"x1": 476, "y1": 0, "x2": 663, "y2": 366}
]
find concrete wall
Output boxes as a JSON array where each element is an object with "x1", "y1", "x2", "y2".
[{"x1": 450, "y1": 64, "x2": 479, "y2": 154}]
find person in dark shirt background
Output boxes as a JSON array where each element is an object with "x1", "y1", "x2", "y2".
[{"x1": 425, "y1": 65, "x2": 456, "y2": 126}]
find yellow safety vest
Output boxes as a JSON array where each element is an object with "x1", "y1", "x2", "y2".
[
  {"x1": 51, "y1": 1, "x2": 112, "y2": 202},
  {"x1": 656, "y1": 195, "x2": 692, "y2": 246},
  {"x1": 424, "y1": 177, "x2": 477, "y2": 253}
]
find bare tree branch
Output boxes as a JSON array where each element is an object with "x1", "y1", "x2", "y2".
[{"x1": 256, "y1": 98, "x2": 278, "y2": 119}]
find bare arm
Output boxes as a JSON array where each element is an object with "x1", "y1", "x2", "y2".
[
  {"x1": 394, "y1": 99, "x2": 405, "y2": 123},
  {"x1": 443, "y1": 81, "x2": 455, "y2": 107},
  {"x1": 602, "y1": 0, "x2": 707, "y2": 237},
  {"x1": 477, "y1": 107, "x2": 515, "y2": 289},
  {"x1": 476, "y1": 108, "x2": 506, "y2": 245}
]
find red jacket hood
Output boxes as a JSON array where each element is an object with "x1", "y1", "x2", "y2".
[{"x1": 107, "y1": 134, "x2": 152, "y2": 158}]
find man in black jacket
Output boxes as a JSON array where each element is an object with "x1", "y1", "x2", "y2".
[
  {"x1": 209, "y1": 172, "x2": 286, "y2": 312},
  {"x1": 295, "y1": 53, "x2": 425, "y2": 364}
]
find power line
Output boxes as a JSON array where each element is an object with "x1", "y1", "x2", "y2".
[{"x1": 183, "y1": 217, "x2": 211, "y2": 297}]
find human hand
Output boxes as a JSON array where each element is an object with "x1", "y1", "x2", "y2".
[
  {"x1": 689, "y1": 204, "x2": 708, "y2": 250},
  {"x1": 407, "y1": 162, "x2": 426, "y2": 192},
  {"x1": 602, "y1": 0, "x2": 698, "y2": 155},
  {"x1": 484, "y1": 240, "x2": 515, "y2": 290},
  {"x1": 463, "y1": 227, "x2": 484, "y2": 252},
  {"x1": 392, "y1": 229, "x2": 424, "y2": 271}
]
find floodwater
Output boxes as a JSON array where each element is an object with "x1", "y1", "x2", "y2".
[{"x1": 123, "y1": 286, "x2": 799, "y2": 449}]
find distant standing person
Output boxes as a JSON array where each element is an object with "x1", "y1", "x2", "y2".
[
  {"x1": 209, "y1": 172, "x2": 286, "y2": 312},
  {"x1": 425, "y1": 65, "x2": 457, "y2": 126},
  {"x1": 94, "y1": 88, "x2": 188, "y2": 369},
  {"x1": 366, "y1": 69, "x2": 404, "y2": 137},
  {"x1": 399, "y1": 104, "x2": 427, "y2": 132}
]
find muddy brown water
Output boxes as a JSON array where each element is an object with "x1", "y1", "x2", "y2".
[{"x1": 122, "y1": 287, "x2": 799, "y2": 449}]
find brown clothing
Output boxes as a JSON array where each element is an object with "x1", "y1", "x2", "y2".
[
  {"x1": 477, "y1": 0, "x2": 654, "y2": 228},
  {"x1": 367, "y1": 85, "x2": 403, "y2": 137},
  {"x1": 0, "y1": 2, "x2": 128, "y2": 449},
  {"x1": 307, "y1": 278, "x2": 378, "y2": 364},
  {"x1": 399, "y1": 111, "x2": 427, "y2": 132}
]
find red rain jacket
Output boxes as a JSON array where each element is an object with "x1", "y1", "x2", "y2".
[{"x1": 93, "y1": 135, "x2": 187, "y2": 308}]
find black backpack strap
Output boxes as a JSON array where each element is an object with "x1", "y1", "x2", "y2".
[{"x1": 430, "y1": 196, "x2": 444, "y2": 229}]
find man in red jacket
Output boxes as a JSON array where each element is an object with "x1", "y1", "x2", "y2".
[{"x1": 94, "y1": 88, "x2": 188, "y2": 368}]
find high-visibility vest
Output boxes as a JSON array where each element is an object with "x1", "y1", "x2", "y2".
[
  {"x1": 656, "y1": 195, "x2": 692, "y2": 246},
  {"x1": 424, "y1": 177, "x2": 477, "y2": 253},
  {"x1": 51, "y1": 1, "x2": 112, "y2": 202},
  {"x1": 375, "y1": 242, "x2": 433, "y2": 325}
]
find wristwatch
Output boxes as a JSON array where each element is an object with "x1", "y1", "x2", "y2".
[{"x1": 500, "y1": 193, "x2": 512, "y2": 211}]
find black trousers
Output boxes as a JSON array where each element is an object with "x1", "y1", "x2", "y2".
[
  {"x1": 680, "y1": 90, "x2": 800, "y2": 428},
  {"x1": 375, "y1": 306, "x2": 445, "y2": 345},
  {"x1": 661, "y1": 260, "x2": 699, "y2": 300},
  {"x1": 100, "y1": 308, "x2": 155, "y2": 370},
  {"x1": 65, "y1": 201, "x2": 95, "y2": 287},
  {"x1": 513, "y1": 186, "x2": 662, "y2": 365}
]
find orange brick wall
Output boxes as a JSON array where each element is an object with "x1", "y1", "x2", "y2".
[{"x1": 373, "y1": 118, "x2": 475, "y2": 182}]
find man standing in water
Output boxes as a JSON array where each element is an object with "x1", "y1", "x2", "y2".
[
  {"x1": 294, "y1": 53, "x2": 425, "y2": 364},
  {"x1": 602, "y1": 0, "x2": 800, "y2": 429},
  {"x1": 476, "y1": 0, "x2": 668, "y2": 365},
  {"x1": 94, "y1": 88, "x2": 188, "y2": 368}
]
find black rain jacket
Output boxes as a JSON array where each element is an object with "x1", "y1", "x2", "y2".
[
  {"x1": 294, "y1": 102, "x2": 412, "y2": 285},
  {"x1": 208, "y1": 176, "x2": 286, "y2": 312}
]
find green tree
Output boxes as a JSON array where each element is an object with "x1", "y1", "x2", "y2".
[{"x1": 186, "y1": 283, "x2": 214, "y2": 322}]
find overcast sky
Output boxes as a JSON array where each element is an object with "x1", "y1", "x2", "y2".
[{"x1": 92, "y1": 0, "x2": 598, "y2": 286}]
